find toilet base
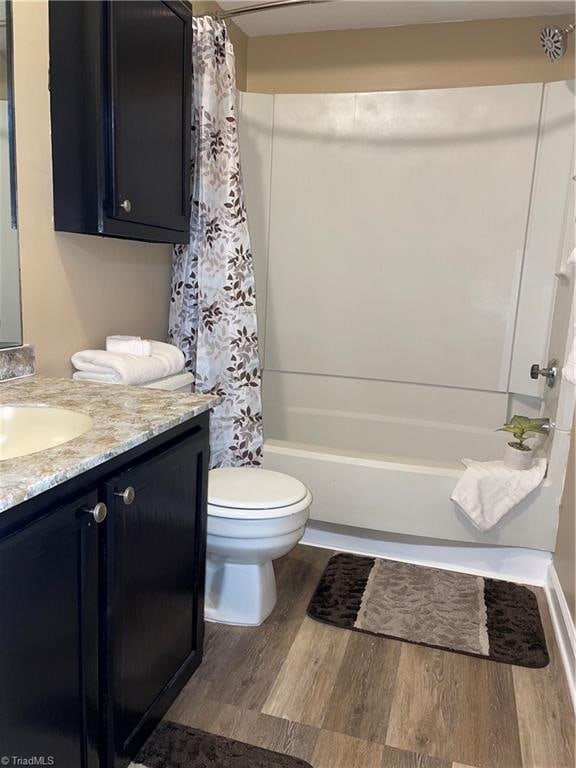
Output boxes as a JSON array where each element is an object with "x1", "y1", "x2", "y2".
[{"x1": 205, "y1": 558, "x2": 278, "y2": 626}]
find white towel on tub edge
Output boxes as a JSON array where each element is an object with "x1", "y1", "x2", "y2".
[{"x1": 450, "y1": 458, "x2": 547, "y2": 532}]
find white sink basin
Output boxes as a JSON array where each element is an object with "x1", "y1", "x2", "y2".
[{"x1": 0, "y1": 406, "x2": 94, "y2": 461}]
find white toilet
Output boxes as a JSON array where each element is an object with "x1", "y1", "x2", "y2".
[{"x1": 205, "y1": 468, "x2": 312, "y2": 626}]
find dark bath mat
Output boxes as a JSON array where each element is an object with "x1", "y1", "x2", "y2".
[
  {"x1": 307, "y1": 553, "x2": 549, "y2": 668},
  {"x1": 131, "y1": 720, "x2": 313, "y2": 768}
]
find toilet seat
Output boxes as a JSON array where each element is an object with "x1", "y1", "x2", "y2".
[{"x1": 208, "y1": 468, "x2": 311, "y2": 519}]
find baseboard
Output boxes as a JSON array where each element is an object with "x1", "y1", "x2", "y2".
[
  {"x1": 301, "y1": 521, "x2": 552, "y2": 585},
  {"x1": 545, "y1": 564, "x2": 576, "y2": 712}
]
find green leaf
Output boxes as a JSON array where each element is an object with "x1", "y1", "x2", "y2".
[
  {"x1": 522, "y1": 417, "x2": 550, "y2": 435},
  {"x1": 497, "y1": 415, "x2": 549, "y2": 440}
]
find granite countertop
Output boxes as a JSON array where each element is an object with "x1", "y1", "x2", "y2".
[{"x1": 0, "y1": 376, "x2": 220, "y2": 513}]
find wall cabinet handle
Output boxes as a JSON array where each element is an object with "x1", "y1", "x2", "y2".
[
  {"x1": 115, "y1": 486, "x2": 136, "y2": 506},
  {"x1": 119, "y1": 199, "x2": 132, "y2": 213},
  {"x1": 85, "y1": 502, "x2": 108, "y2": 524}
]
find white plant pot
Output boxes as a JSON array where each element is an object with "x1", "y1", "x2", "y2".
[{"x1": 504, "y1": 443, "x2": 533, "y2": 470}]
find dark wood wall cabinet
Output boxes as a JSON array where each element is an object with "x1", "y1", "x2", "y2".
[
  {"x1": 0, "y1": 415, "x2": 209, "y2": 768},
  {"x1": 49, "y1": 1, "x2": 192, "y2": 244}
]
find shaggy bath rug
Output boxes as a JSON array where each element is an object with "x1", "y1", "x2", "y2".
[
  {"x1": 307, "y1": 553, "x2": 549, "y2": 668},
  {"x1": 130, "y1": 721, "x2": 313, "y2": 768}
]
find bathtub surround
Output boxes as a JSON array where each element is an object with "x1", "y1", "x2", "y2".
[
  {"x1": 561, "y1": 249, "x2": 576, "y2": 385},
  {"x1": 308, "y1": 553, "x2": 548, "y2": 668},
  {"x1": 240, "y1": 79, "x2": 574, "y2": 552},
  {"x1": 244, "y1": 83, "x2": 561, "y2": 393},
  {"x1": 170, "y1": 16, "x2": 262, "y2": 468},
  {"x1": 0, "y1": 344, "x2": 34, "y2": 381},
  {"x1": 239, "y1": 80, "x2": 572, "y2": 405}
]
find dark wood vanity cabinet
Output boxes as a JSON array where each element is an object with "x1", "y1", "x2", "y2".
[
  {"x1": 102, "y1": 428, "x2": 208, "y2": 767},
  {"x1": 0, "y1": 415, "x2": 209, "y2": 768},
  {"x1": 49, "y1": 0, "x2": 192, "y2": 244},
  {"x1": 0, "y1": 490, "x2": 100, "y2": 768}
]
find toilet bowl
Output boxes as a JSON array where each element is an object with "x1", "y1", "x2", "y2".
[{"x1": 205, "y1": 467, "x2": 312, "y2": 626}]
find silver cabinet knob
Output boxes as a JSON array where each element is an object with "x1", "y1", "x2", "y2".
[
  {"x1": 86, "y1": 502, "x2": 107, "y2": 524},
  {"x1": 115, "y1": 486, "x2": 135, "y2": 505},
  {"x1": 119, "y1": 199, "x2": 132, "y2": 213}
]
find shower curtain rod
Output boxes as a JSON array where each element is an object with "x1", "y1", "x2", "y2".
[{"x1": 206, "y1": 0, "x2": 331, "y2": 21}]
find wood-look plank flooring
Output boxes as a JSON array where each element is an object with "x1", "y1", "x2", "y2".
[{"x1": 166, "y1": 546, "x2": 575, "y2": 768}]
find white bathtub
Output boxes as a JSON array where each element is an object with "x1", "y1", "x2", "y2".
[{"x1": 262, "y1": 408, "x2": 557, "y2": 550}]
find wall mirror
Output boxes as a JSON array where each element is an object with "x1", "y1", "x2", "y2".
[{"x1": 0, "y1": 0, "x2": 20, "y2": 348}]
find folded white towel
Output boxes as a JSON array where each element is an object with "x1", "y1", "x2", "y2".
[
  {"x1": 562, "y1": 248, "x2": 576, "y2": 385},
  {"x1": 450, "y1": 458, "x2": 547, "y2": 532},
  {"x1": 71, "y1": 341, "x2": 185, "y2": 386},
  {"x1": 106, "y1": 335, "x2": 152, "y2": 356}
]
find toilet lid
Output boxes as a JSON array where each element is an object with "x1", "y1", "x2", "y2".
[{"x1": 208, "y1": 468, "x2": 308, "y2": 511}]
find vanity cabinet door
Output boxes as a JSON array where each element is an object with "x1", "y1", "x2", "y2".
[
  {"x1": 0, "y1": 491, "x2": 100, "y2": 768},
  {"x1": 101, "y1": 426, "x2": 209, "y2": 767}
]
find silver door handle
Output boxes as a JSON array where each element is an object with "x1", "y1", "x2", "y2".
[
  {"x1": 85, "y1": 502, "x2": 107, "y2": 524},
  {"x1": 119, "y1": 199, "x2": 132, "y2": 213},
  {"x1": 115, "y1": 486, "x2": 135, "y2": 505}
]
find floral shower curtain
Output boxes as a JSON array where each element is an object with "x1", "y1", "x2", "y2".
[{"x1": 169, "y1": 16, "x2": 263, "y2": 468}]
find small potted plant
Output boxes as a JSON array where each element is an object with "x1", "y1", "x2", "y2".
[{"x1": 498, "y1": 415, "x2": 549, "y2": 470}]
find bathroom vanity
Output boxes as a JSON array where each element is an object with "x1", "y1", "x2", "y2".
[{"x1": 0, "y1": 377, "x2": 217, "y2": 768}]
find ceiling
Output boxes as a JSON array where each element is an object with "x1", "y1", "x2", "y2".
[{"x1": 216, "y1": 1, "x2": 574, "y2": 37}]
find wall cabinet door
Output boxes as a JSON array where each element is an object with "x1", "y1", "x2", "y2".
[
  {"x1": 101, "y1": 430, "x2": 208, "y2": 767},
  {"x1": 106, "y1": 1, "x2": 192, "y2": 236},
  {"x1": 49, "y1": 0, "x2": 192, "y2": 244},
  {"x1": 0, "y1": 491, "x2": 100, "y2": 768}
]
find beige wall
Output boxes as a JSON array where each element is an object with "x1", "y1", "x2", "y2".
[
  {"x1": 12, "y1": 0, "x2": 173, "y2": 378},
  {"x1": 246, "y1": 15, "x2": 575, "y2": 93},
  {"x1": 226, "y1": 18, "x2": 248, "y2": 90},
  {"x1": 556, "y1": 425, "x2": 575, "y2": 620},
  {"x1": 0, "y1": 51, "x2": 7, "y2": 100},
  {"x1": 11, "y1": 0, "x2": 247, "y2": 379}
]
